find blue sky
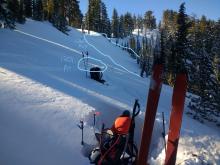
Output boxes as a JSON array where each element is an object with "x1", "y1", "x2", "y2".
[{"x1": 79, "y1": 0, "x2": 220, "y2": 23}]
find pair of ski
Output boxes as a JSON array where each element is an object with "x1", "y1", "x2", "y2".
[{"x1": 137, "y1": 63, "x2": 188, "y2": 165}]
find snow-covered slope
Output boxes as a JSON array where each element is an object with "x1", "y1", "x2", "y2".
[{"x1": 0, "y1": 20, "x2": 219, "y2": 165}]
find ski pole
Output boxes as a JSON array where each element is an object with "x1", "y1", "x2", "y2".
[
  {"x1": 93, "y1": 113, "x2": 96, "y2": 127},
  {"x1": 82, "y1": 52, "x2": 87, "y2": 78},
  {"x1": 129, "y1": 99, "x2": 141, "y2": 157},
  {"x1": 93, "y1": 111, "x2": 101, "y2": 128},
  {"x1": 86, "y1": 51, "x2": 89, "y2": 77},
  {"x1": 81, "y1": 120, "x2": 84, "y2": 145},
  {"x1": 101, "y1": 123, "x2": 105, "y2": 132},
  {"x1": 77, "y1": 120, "x2": 84, "y2": 145},
  {"x1": 162, "y1": 112, "x2": 167, "y2": 153}
]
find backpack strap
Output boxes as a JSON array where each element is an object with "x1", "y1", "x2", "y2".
[{"x1": 98, "y1": 134, "x2": 121, "y2": 165}]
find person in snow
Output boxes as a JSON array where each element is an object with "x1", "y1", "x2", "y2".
[{"x1": 90, "y1": 110, "x2": 132, "y2": 165}]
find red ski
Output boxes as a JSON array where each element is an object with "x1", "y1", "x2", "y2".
[
  {"x1": 137, "y1": 64, "x2": 163, "y2": 165},
  {"x1": 165, "y1": 73, "x2": 188, "y2": 165}
]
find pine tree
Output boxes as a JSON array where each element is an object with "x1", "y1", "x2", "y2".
[
  {"x1": 0, "y1": 0, "x2": 15, "y2": 28},
  {"x1": 106, "y1": 18, "x2": 111, "y2": 37},
  {"x1": 187, "y1": 15, "x2": 220, "y2": 124},
  {"x1": 100, "y1": 2, "x2": 109, "y2": 34},
  {"x1": 24, "y1": 0, "x2": 32, "y2": 18},
  {"x1": 129, "y1": 36, "x2": 136, "y2": 58},
  {"x1": 86, "y1": 0, "x2": 93, "y2": 32},
  {"x1": 118, "y1": 15, "x2": 125, "y2": 38},
  {"x1": 7, "y1": 0, "x2": 25, "y2": 24},
  {"x1": 189, "y1": 43, "x2": 218, "y2": 123},
  {"x1": 52, "y1": 0, "x2": 68, "y2": 34},
  {"x1": 33, "y1": 0, "x2": 43, "y2": 21},
  {"x1": 212, "y1": 20, "x2": 220, "y2": 82},
  {"x1": 111, "y1": 8, "x2": 119, "y2": 38},
  {"x1": 17, "y1": 0, "x2": 25, "y2": 23},
  {"x1": 160, "y1": 29, "x2": 165, "y2": 65},
  {"x1": 136, "y1": 36, "x2": 141, "y2": 56},
  {"x1": 65, "y1": 0, "x2": 83, "y2": 28},
  {"x1": 161, "y1": 9, "x2": 179, "y2": 85},
  {"x1": 0, "y1": 0, "x2": 7, "y2": 24},
  {"x1": 133, "y1": 14, "x2": 137, "y2": 29},
  {"x1": 124, "y1": 12, "x2": 134, "y2": 37},
  {"x1": 136, "y1": 15, "x2": 143, "y2": 34},
  {"x1": 93, "y1": 0, "x2": 101, "y2": 32},
  {"x1": 163, "y1": 3, "x2": 189, "y2": 85},
  {"x1": 161, "y1": 10, "x2": 178, "y2": 38},
  {"x1": 175, "y1": 2, "x2": 189, "y2": 72},
  {"x1": 46, "y1": 0, "x2": 54, "y2": 21},
  {"x1": 140, "y1": 37, "x2": 148, "y2": 77},
  {"x1": 86, "y1": 0, "x2": 101, "y2": 32},
  {"x1": 144, "y1": 10, "x2": 156, "y2": 31},
  {"x1": 7, "y1": 0, "x2": 19, "y2": 21}
]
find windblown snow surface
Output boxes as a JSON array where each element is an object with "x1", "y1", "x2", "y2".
[{"x1": 0, "y1": 20, "x2": 219, "y2": 165}]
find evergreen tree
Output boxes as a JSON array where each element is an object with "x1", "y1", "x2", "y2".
[
  {"x1": 0, "y1": 0, "x2": 15, "y2": 28},
  {"x1": 212, "y1": 20, "x2": 220, "y2": 83},
  {"x1": 144, "y1": 10, "x2": 156, "y2": 31},
  {"x1": 52, "y1": 0, "x2": 68, "y2": 34},
  {"x1": 136, "y1": 15, "x2": 143, "y2": 34},
  {"x1": 86, "y1": 0, "x2": 101, "y2": 32},
  {"x1": 160, "y1": 10, "x2": 176, "y2": 83},
  {"x1": 106, "y1": 18, "x2": 111, "y2": 37},
  {"x1": 18, "y1": 0, "x2": 25, "y2": 23},
  {"x1": 136, "y1": 37, "x2": 141, "y2": 55},
  {"x1": 118, "y1": 15, "x2": 125, "y2": 38},
  {"x1": 7, "y1": 0, "x2": 25, "y2": 24},
  {"x1": 188, "y1": 41, "x2": 219, "y2": 123},
  {"x1": 140, "y1": 37, "x2": 148, "y2": 77},
  {"x1": 124, "y1": 12, "x2": 134, "y2": 36},
  {"x1": 7, "y1": 0, "x2": 19, "y2": 22},
  {"x1": 93, "y1": 0, "x2": 101, "y2": 32},
  {"x1": 133, "y1": 14, "x2": 137, "y2": 28},
  {"x1": 163, "y1": 3, "x2": 189, "y2": 85},
  {"x1": 111, "y1": 8, "x2": 119, "y2": 38},
  {"x1": 129, "y1": 36, "x2": 136, "y2": 58},
  {"x1": 0, "y1": 0, "x2": 7, "y2": 24},
  {"x1": 160, "y1": 29, "x2": 165, "y2": 65},
  {"x1": 65, "y1": 0, "x2": 83, "y2": 28},
  {"x1": 175, "y1": 2, "x2": 189, "y2": 72},
  {"x1": 100, "y1": 2, "x2": 109, "y2": 34},
  {"x1": 187, "y1": 15, "x2": 220, "y2": 124},
  {"x1": 46, "y1": 0, "x2": 54, "y2": 21},
  {"x1": 161, "y1": 10, "x2": 178, "y2": 38},
  {"x1": 33, "y1": 0, "x2": 43, "y2": 21},
  {"x1": 24, "y1": 0, "x2": 32, "y2": 18}
]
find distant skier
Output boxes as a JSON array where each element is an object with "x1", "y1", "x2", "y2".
[{"x1": 90, "y1": 110, "x2": 132, "y2": 165}]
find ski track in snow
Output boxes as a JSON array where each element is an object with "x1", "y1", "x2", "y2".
[
  {"x1": 83, "y1": 34, "x2": 141, "y2": 77},
  {"x1": 15, "y1": 30, "x2": 82, "y2": 55},
  {"x1": 15, "y1": 29, "x2": 139, "y2": 78},
  {"x1": 0, "y1": 20, "x2": 220, "y2": 165}
]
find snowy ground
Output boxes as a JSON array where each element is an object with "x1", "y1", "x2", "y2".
[{"x1": 0, "y1": 20, "x2": 219, "y2": 165}]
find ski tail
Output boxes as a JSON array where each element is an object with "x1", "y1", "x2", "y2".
[
  {"x1": 165, "y1": 73, "x2": 188, "y2": 165},
  {"x1": 137, "y1": 64, "x2": 163, "y2": 165}
]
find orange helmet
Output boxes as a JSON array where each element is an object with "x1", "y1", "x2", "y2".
[{"x1": 112, "y1": 116, "x2": 131, "y2": 134}]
